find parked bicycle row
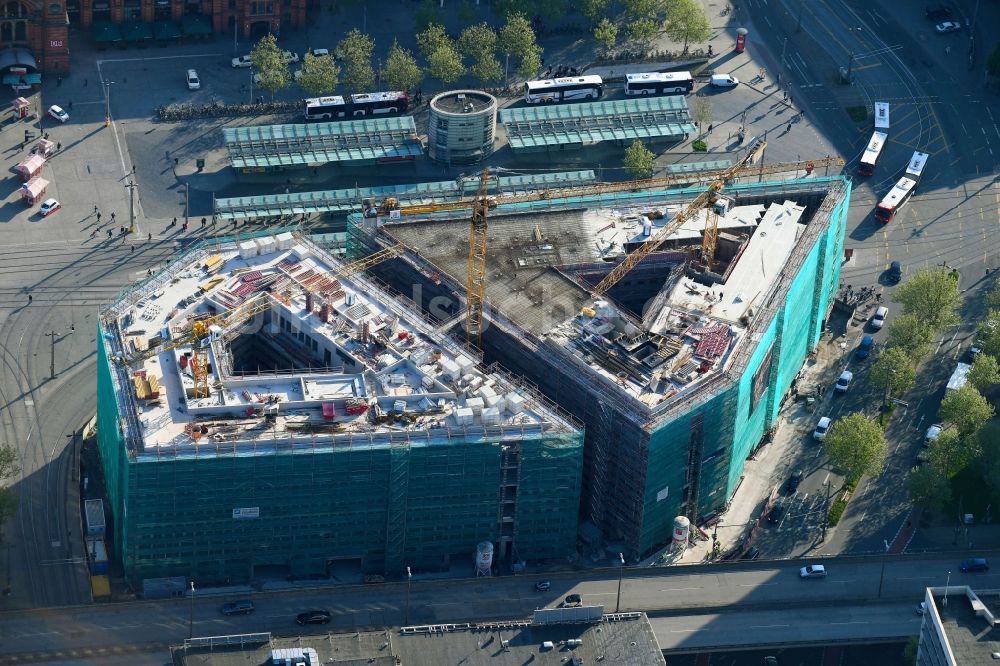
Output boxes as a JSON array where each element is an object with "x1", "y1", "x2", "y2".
[{"x1": 155, "y1": 100, "x2": 299, "y2": 121}]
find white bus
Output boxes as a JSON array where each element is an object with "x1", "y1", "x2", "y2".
[
  {"x1": 876, "y1": 177, "x2": 917, "y2": 223},
  {"x1": 905, "y1": 151, "x2": 929, "y2": 181},
  {"x1": 349, "y1": 91, "x2": 409, "y2": 117},
  {"x1": 858, "y1": 131, "x2": 888, "y2": 176},
  {"x1": 524, "y1": 75, "x2": 604, "y2": 104},
  {"x1": 874, "y1": 102, "x2": 890, "y2": 130},
  {"x1": 624, "y1": 71, "x2": 694, "y2": 96},
  {"x1": 304, "y1": 96, "x2": 348, "y2": 121}
]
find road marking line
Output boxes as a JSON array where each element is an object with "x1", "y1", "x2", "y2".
[
  {"x1": 97, "y1": 53, "x2": 223, "y2": 64},
  {"x1": 658, "y1": 587, "x2": 702, "y2": 591},
  {"x1": 750, "y1": 624, "x2": 790, "y2": 628}
]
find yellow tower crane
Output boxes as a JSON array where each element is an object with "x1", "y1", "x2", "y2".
[{"x1": 376, "y1": 154, "x2": 844, "y2": 341}]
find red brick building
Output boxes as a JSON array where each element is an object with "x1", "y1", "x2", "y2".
[{"x1": 1, "y1": 0, "x2": 310, "y2": 75}]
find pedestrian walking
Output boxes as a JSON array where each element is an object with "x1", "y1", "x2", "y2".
[
  {"x1": 27, "y1": 294, "x2": 32, "y2": 304},
  {"x1": 97, "y1": 212, "x2": 102, "y2": 223},
  {"x1": 130, "y1": 245, "x2": 135, "y2": 254},
  {"x1": 107, "y1": 229, "x2": 113, "y2": 238},
  {"x1": 201, "y1": 217, "x2": 206, "y2": 227},
  {"x1": 945, "y1": 46, "x2": 951, "y2": 55},
  {"x1": 111, "y1": 212, "x2": 116, "y2": 221},
  {"x1": 147, "y1": 232, "x2": 152, "y2": 241},
  {"x1": 171, "y1": 217, "x2": 177, "y2": 227},
  {"x1": 786, "y1": 122, "x2": 792, "y2": 133},
  {"x1": 708, "y1": 124, "x2": 713, "y2": 134},
  {"x1": 120, "y1": 226, "x2": 125, "y2": 234},
  {"x1": 90, "y1": 229, "x2": 97, "y2": 238},
  {"x1": 776, "y1": 73, "x2": 781, "y2": 85},
  {"x1": 94, "y1": 204, "x2": 98, "y2": 214},
  {"x1": 56, "y1": 142, "x2": 61, "y2": 151}
]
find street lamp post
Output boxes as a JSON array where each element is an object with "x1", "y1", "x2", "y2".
[
  {"x1": 404, "y1": 566, "x2": 412, "y2": 625},
  {"x1": 615, "y1": 552, "x2": 625, "y2": 613},
  {"x1": 878, "y1": 539, "x2": 889, "y2": 598},
  {"x1": 944, "y1": 571, "x2": 951, "y2": 607},
  {"x1": 188, "y1": 581, "x2": 195, "y2": 638},
  {"x1": 103, "y1": 81, "x2": 114, "y2": 127}
]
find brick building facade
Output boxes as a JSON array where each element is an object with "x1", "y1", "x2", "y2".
[{"x1": 1, "y1": 0, "x2": 309, "y2": 75}]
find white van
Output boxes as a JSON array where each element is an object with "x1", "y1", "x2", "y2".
[
  {"x1": 710, "y1": 73, "x2": 739, "y2": 88},
  {"x1": 186, "y1": 69, "x2": 201, "y2": 91}
]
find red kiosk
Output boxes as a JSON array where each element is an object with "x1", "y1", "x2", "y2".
[
  {"x1": 19, "y1": 177, "x2": 49, "y2": 206},
  {"x1": 13, "y1": 154, "x2": 45, "y2": 182},
  {"x1": 11, "y1": 97, "x2": 29, "y2": 119}
]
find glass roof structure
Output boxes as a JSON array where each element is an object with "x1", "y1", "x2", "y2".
[
  {"x1": 214, "y1": 170, "x2": 597, "y2": 220},
  {"x1": 224, "y1": 117, "x2": 421, "y2": 168},
  {"x1": 499, "y1": 97, "x2": 697, "y2": 150}
]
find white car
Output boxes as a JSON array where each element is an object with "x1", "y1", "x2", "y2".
[
  {"x1": 834, "y1": 370, "x2": 853, "y2": 393},
  {"x1": 282, "y1": 50, "x2": 299, "y2": 63},
  {"x1": 186, "y1": 69, "x2": 200, "y2": 91},
  {"x1": 231, "y1": 55, "x2": 253, "y2": 68},
  {"x1": 308, "y1": 48, "x2": 330, "y2": 58},
  {"x1": 39, "y1": 198, "x2": 61, "y2": 216},
  {"x1": 871, "y1": 306, "x2": 888, "y2": 330},
  {"x1": 710, "y1": 73, "x2": 739, "y2": 88},
  {"x1": 935, "y1": 21, "x2": 961, "y2": 33},
  {"x1": 47, "y1": 104, "x2": 69, "y2": 122},
  {"x1": 925, "y1": 424, "x2": 942, "y2": 444},
  {"x1": 800, "y1": 564, "x2": 827, "y2": 579},
  {"x1": 813, "y1": 417, "x2": 831, "y2": 441}
]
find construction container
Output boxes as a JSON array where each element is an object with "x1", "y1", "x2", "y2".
[
  {"x1": 87, "y1": 536, "x2": 109, "y2": 574},
  {"x1": 91, "y1": 575, "x2": 111, "y2": 599}
]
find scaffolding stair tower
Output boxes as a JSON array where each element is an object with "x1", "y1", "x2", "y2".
[{"x1": 384, "y1": 440, "x2": 410, "y2": 576}]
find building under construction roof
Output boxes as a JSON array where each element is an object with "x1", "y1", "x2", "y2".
[
  {"x1": 349, "y1": 171, "x2": 851, "y2": 560},
  {"x1": 95, "y1": 229, "x2": 583, "y2": 589}
]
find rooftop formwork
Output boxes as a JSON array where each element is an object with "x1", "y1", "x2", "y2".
[
  {"x1": 95, "y1": 228, "x2": 584, "y2": 587},
  {"x1": 349, "y1": 172, "x2": 851, "y2": 560}
]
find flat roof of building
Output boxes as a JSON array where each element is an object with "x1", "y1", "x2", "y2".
[
  {"x1": 928, "y1": 586, "x2": 1000, "y2": 665},
  {"x1": 175, "y1": 613, "x2": 665, "y2": 666},
  {"x1": 432, "y1": 89, "x2": 496, "y2": 114},
  {"x1": 382, "y1": 181, "x2": 831, "y2": 408},
  {"x1": 101, "y1": 232, "x2": 577, "y2": 459}
]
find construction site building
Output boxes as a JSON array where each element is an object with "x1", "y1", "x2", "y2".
[
  {"x1": 349, "y1": 174, "x2": 851, "y2": 560},
  {"x1": 95, "y1": 230, "x2": 583, "y2": 589}
]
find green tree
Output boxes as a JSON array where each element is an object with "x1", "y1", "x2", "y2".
[
  {"x1": 939, "y1": 384, "x2": 995, "y2": 436},
  {"x1": 985, "y1": 283, "x2": 1000, "y2": 311},
  {"x1": 892, "y1": 268, "x2": 962, "y2": 331},
  {"x1": 979, "y1": 422, "x2": 1000, "y2": 492},
  {"x1": 927, "y1": 428, "x2": 976, "y2": 477},
  {"x1": 498, "y1": 12, "x2": 543, "y2": 80},
  {"x1": 251, "y1": 34, "x2": 290, "y2": 97},
  {"x1": 623, "y1": 140, "x2": 656, "y2": 179},
  {"x1": 870, "y1": 346, "x2": 916, "y2": 398},
  {"x1": 987, "y1": 41, "x2": 1000, "y2": 79},
  {"x1": 886, "y1": 313, "x2": 934, "y2": 360},
  {"x1": 824, "y1": 412, "x2": 887, "y2": 481},
  {"x1": 427, "y1": 44, "x2": 466, "y2": 85},
  {"x1": 496, "y1": 0, "x2": 567, "y2": 20},
  {"x1": 337, "y1": 29, "x2": 376, "y2": 92},
  {"x1": 976, "y1": 311, "x2": 1000, "y2": 358},
  {"x1": 458, "y1": 22, "x2": 498, "y2": 61},
  {"x1": 664, "y1": 0, "x2": 711, "y2": 52},
  {"x1": 905, "y1": 464, "x2": 951, "y2": 511},
  {"x1": 414, "y1": 0, "x2": 444, "y2": 32},
  {"x1": 469, "y1": 53, "x2": 504, "y2": 85},
  {"x1": 622, "y1": 0, "x2": 665, "y2": 20},
  {"x1": 581, "y1": 0, "x2": 611, "y2": 22},
  {"x1": 690, "y1": 96, "x2": 713, "y2": 137},
  {"x1": 417, "y1": 24, "x2": 451, "y2": 61},
  {"x1": 594, "y1": 18, "x2": 619, "y2": 54},
  {"x1": 969, "y1": 353, "x2": 1000, "y2": 391},
  {"x1": 384, "y1": 41, "x2": 423, "y2": 93},
  {"x1": 296, "y1": 52, "x2": 340, "y2": 96},
  {"x1": 0, "y1": 444, "x2": 19, "y2": 533},
  {"x1": 626, "y1": 18, "x2": 661, "y2": 47}
]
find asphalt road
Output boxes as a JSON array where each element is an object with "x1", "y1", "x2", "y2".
[{"x1": 0, "y1": 551, "x2": 981, "y2": 660}]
